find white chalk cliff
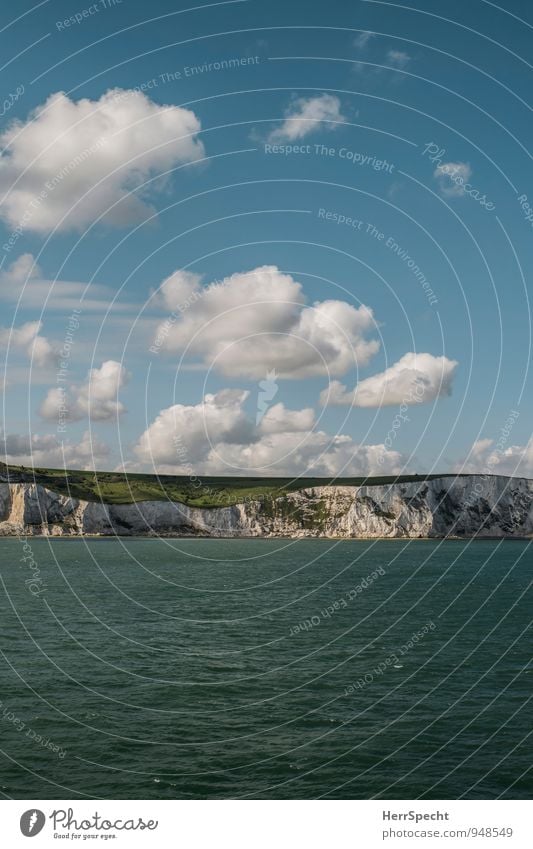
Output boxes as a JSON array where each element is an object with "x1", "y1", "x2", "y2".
[{"x1": 0, "y1": 476, "x2": 531, "y2": 538}]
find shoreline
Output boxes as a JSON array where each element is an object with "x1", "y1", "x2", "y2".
[{"x1": 2, "y1": 534, "x2": 531, "y2": 541}]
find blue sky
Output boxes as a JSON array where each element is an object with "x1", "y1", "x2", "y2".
[{"x1": 0, "y1": 0, "x2": 531, "y2": 477}]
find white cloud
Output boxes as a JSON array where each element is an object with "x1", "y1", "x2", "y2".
[
  {"x1": 258, "y1": 402, "x2": 315, "y2": 434},
  {"x1": 320, "y1": 353, "x2": 458, "y2": 408},
  {"x1": 354, "y1": 31, "x2": 375, "y2": 50},
  {"x1": 210, "y1": 430, "x2": 403, "y2": 477},
  {"x1": 455, "y1": 437, "x2": 533, "y2": 478},
  {"x1": 156, "y1": 268, "x2": 203, "y2": 311},
  {"x1": 0, "y1": 253, "x2": 134, "y2": 313},
  {"x1": 353, "y1": 43, "x2": 411, "y2": 80},
  {"x1": 134, "y1": 389, "x2": 255, "y2": 466},
  {"x1": 0, "y1": 319, "x2": 56, "y2": 368},
  {"x1": 153, "y1": 264, "x2": 380, "y2": 378},
  {"x1": 0, "y1": 88, "x2": 204, "y2": 234},
  {"x1": 0, "y1": 430, "x2": 109, "y2": 471},
  {"x1": 387, "y1": 50, "x2": 411, "y2": 69},
  {"x1": 268, "y1": 94, "x2": 346, "y2": 142},
  {"x1": 39, "y1": 359, "x2": 129, "y2": 422},
  {"x1": 434, "y1": 161, "x2": 472, "y2": 198},
  {"x1": 134, "y1": 390, "x2": 404, "y2": 476},
  {"x1": 39, "y1": 387, "x2": 69, "y2": 421}
]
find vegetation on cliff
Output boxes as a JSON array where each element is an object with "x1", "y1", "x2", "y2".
[{"x1": 0, "y1": 462, "x2": 452, "y2": 507}]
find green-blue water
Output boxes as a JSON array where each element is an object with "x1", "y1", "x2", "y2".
[{"x1": 0, "y1": 538, "x2": 531, "y2": 799}]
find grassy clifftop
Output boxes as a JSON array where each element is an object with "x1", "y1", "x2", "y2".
[{"x1": 0, "y1": 462, "x2": 454, "y2": 507}]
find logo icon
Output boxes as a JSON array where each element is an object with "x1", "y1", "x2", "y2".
[
  {"x1": 20, "y1": 810, "x2": 45, "y2": 837},
  {"x1": 256, "y1": 369, "x2": 278, "y2": 424}
]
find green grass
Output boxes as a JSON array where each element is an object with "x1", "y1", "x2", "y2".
[{"x1": 0, "y1": 462, "x2": 457, "y2": 507}]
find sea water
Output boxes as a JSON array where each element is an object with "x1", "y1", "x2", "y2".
[{"x1": 0, "y1": 538, "x2": 531, "y2": 799}]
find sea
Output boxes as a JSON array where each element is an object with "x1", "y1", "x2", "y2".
[{"x1": 0, "y1": 537, "x2": 531, "y2": 799}]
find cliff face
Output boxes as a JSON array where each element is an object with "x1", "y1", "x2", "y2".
[{"x1": 0, "y1": 476, "x2": 531, "y2": 538}]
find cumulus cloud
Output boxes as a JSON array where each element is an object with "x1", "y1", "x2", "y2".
[
  {"x1": 258, "y1": 402, "x2": 315, "y2": 434},
  {"x1": 39, "y1": 360, "x2": 129, "y2": 422},
  {"x1": 0, "y1": 320, "x2": 56, "y2": 368},
  {"x1": 134, "y1": 389, "x2": 254, "y2": 466},
  {"x1": 268, "y1": 94, "x2": 346, "y2": 142},
  {"x1": 434, "y1": 162, "x2": 472, "y2": 197},
  {"x1": 0, "y1": 430, "x2": 109, "y2": 470},
  {"x1": 0, "y1": 88, "x2": 204, "y2": 234},
  {"x1": 320, "y1": 353, "x2": 458, "y2": 408},
  {"x1": 155, "y1": 268, "x2": 203, "y2": 311},
  {"x1": 212, "y1": 430, "x2": 403, "y2": 477},
  {"x1": 133, "y1": 389, "x2": 404, "y2": 476},
  {"x1": 152, "y1": 264, "x2": 380, "y2": 378},
  {"x1": 455, "y1": 436, "x2": 533, "y2": 478}
]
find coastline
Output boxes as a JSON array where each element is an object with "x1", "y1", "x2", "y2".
[
  {"x1": 3, "y1": 533, "x2": 531, "y2": 541},
  {"x1": 1, "y1": 474, "x2": 532, "y2": 540}
]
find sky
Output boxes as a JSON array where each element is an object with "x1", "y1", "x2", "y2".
[{"x1": 0, "y1": 0, "x2": 531, "y2": 479}]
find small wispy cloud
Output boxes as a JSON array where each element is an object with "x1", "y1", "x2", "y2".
[
  {"x1": 354, "y1": 31, "x2": 375, "y2": 50},
  {"x1": 434, "y1": 161, "x2": 472, "y2": 197},
  {"x1": 267, "y1": 94, "x2": 346, "y2": 142},
  {"x1": 353, "y1": 41, "x2": 412, "y2": 82},
  {"x1": 386, "y1": 49, "x2": 411, "y2": 69}
]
